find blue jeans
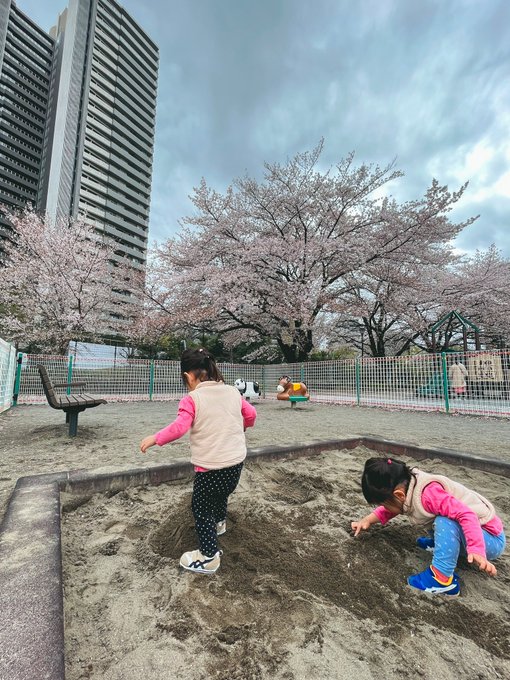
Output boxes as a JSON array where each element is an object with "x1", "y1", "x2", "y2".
[{"x1": 430, "y1": 516, "x2": 506, "y2": 577}]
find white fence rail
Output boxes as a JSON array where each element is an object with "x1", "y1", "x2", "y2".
[
  {"x1": 6, "y1": 349, "x2": 510, "y2": 419},
  {"x1": 0, "y1": 338, "x2": 16, "y2": 414}
]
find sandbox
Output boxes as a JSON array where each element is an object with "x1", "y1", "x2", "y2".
[
  {"x1": 61, "y1": 447, "x2": 510, "y2": 680},
  {"x1": 1, "y1": 437, "x2": 508, "y2": 680}
]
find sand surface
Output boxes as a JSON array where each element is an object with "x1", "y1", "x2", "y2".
[{"x1": 1, "y1": 400, "x2": 510, "y2": 679}]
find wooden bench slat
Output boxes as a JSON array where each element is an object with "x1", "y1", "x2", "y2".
[{"x1": 54, "y1": 381, "x2": 87, "y2": 389}]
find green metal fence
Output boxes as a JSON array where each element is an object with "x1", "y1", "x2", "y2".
[{"x1": 3, "y1": 348, "x2": 510, "y2": 418}]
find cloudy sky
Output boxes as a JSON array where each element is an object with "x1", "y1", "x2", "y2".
[{"x1": 18, "y1": 0, "x2": 510, "y2": 256}]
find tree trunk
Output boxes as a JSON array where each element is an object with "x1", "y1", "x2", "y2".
[{"x1": 278, "y1": 327, "x2": 313, "y2": 362}]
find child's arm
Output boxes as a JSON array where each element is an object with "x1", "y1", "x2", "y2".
[
  {"x1": 140, "y1": 434, "x2": 157, "y2": 453},
  {"x1": 241, "y1": 398, "x2": 257, "y2": 429},
  {"x1": 140, "y1": 396, "x2": 195, "y2": 453},
  {"x1": 351, "y1": 512, "x2": 381, "y2": 536},
  {"x1": 422, "y1": 482, "x2": 498, "y2": 576},
  {"x1": 351, "y1": 504, "x2": 399, "y2": 537}
]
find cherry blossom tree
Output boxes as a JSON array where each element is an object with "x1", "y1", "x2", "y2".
[
  {"x1": 0, "y1": 207, "x2": 129, "y2": 353},
  {"x1": 330, "y1": 246, "x2": 510, "y2": 356},
  {"x1": 438, "y1": 246, "x2": 510, "y2": 346},
  {"x1": 134, "y1": 141, "x2": 476, "y2": 362}
]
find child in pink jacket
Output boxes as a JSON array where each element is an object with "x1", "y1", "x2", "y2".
[
  {"x1": 351, "y1": 457, "x2": 506, "y2": 596},
  {"x1": 140, "y1": 348, "x2": 256, "y2": 574}
]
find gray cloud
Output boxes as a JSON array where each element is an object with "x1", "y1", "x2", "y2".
[{"x1": 18, "y1": 0, "x2": 510, "y2": 254}]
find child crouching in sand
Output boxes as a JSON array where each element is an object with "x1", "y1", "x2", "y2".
[{"x1": 351, "y1": 457, "x2": 506, "y2": 596}]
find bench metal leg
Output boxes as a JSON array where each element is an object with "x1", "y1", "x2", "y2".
[{"x1": 68, "y1": 412, "x2": 79, "y2": 437}]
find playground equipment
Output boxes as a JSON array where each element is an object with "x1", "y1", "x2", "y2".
[
  {"x1": 234, "y1": 378, "x2": 261, "y2": 400},
  {"x1": 288, "y1": 395, "x2": 309, "y2": 408},
  {"x1": 416, "y1": 372, "x2": 444, "y2": 398},
  {"x1": 276, "y1": 375, "x2": 310, "y2": 405},
  {"x1": 431, "y1": 311, "x2": 481, "y2": 353}
]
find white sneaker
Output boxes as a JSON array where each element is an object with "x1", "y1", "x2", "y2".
[
  {"x1": 216, "y1": 520, "x2": 226, "y2": 536},
  {"x1": 179, "y1": 549, "x2": 222, "y2": 574}
]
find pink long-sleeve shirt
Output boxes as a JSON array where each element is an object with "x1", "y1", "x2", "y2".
[
  {"x1": 154, "y1": 394, "x2": 257, "y2": 470},
  {"x1": 374, "y1": 482, "x2": 504, "y2": 557}
]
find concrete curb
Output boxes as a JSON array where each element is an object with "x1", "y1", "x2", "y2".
[
  {"x1": 0, "y1": 437, "x2": 508, "y2": 679},
  {"x1": 0, "y1": 477, "x2": 65, "y2": 680}
]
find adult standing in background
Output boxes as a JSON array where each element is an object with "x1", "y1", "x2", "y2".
[{"x1": 449, "y1": 358, "x2": 468, "y2": 398}]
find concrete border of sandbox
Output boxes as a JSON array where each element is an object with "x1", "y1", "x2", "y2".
[{"x1": 1, "y1": 436, "x2": 509, "y2": 680}]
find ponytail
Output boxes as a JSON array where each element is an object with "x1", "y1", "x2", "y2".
[{"x1": 180, "y1": 348, "x2": 224, "y2": 385}]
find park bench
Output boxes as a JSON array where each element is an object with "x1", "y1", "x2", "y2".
[{"x1": 37, "y1": 365, "x2": 107, "y2": 437}]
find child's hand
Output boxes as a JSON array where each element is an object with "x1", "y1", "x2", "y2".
[
  {"x1": 467, "y1": 553, "x2": 497, "y2": 576},
  {"x1": 140, "y1": 435, "x2": 157, "y2": 454},
  {"x1": 351, "y1": 519, "x2": 370, "y2": 536},
  {"x1": 351, "y1": 513, "x2": 377, "y2": 537}
]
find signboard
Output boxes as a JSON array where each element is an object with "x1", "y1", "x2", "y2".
[{"x1": 467, "y1": 353, "x2": 503, "y2": 382}]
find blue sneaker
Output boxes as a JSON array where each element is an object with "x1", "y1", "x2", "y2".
[
  {"x1": 408, "y1": 567, "x2": 460, "y2": 596},
  {"x1": 416, "y1": 536, "x2": 435, "y2": 552}
]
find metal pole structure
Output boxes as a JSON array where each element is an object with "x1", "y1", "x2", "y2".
[
  {"x1": 12, "y1": 352, "x2": 23, "y2": 407},
  {"x1": 66, "y1": 355, "x2": 74, "y2": 395},
  {"x1": 149, "y1": 360, "x2": 155, "y2": 401},
  {"x1": 441, "y1": 352, "x2": 450, "y2": 414},
  {"x1": 355, "y1": 357, "x2": 361, "y2": 406}
]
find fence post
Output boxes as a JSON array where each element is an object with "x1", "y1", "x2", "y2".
[
  {"x1": 300, "y1": 363, "x2": 305, "y2": 383},
  {"x1": 66, "y1": 355, "x2": 73, "y2": 395},
  {"x1": 261, "y1": 365, "x2": 266, "y2": 399},
  {"x1": 12, "y1": 352, "x2": 23, "y2": 406},
  {"x1": 355, "y1": 358, "x2": 361, "y2": 406},
  {"x1": 441, "y1": 352, "x2": 450, "y2": 413},
  {"x1": 149, "y1": 360, "x2": 155, "y2": 401}
]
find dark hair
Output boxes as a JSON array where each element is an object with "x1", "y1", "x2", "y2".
[
  {"x1": 361, "y1": 457, "x2": 415, "y2": 504},
  {"x1": 180, "y1": 348, "x2": 224, "y2": 386},
  {"x1": 279, "y1": 375, "x2": 291, "y2": 382}
]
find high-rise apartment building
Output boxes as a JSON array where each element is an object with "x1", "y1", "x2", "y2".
[
  {"x1": 0, "y1": 1, "x2": 54, "y2": 244},
  {"x1": 0, "y1": 0, "x2": 158, "y2": 268}
]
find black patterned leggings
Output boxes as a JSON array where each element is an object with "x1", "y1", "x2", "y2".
[{"x1": 191, "y1": 462, "x2": 244, "y2": 557}]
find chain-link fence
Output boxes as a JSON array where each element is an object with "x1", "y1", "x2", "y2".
[{"x1": 4, "y1": 347, "x2": 510, "y2": 418}]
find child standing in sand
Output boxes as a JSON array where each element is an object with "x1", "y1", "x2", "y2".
[
  {"x1": 351, "y1": 457, "x2": 506, "y2": 596},
  {"x1": 140, "y1": 348, "x2": 257, "y2": 574}
]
